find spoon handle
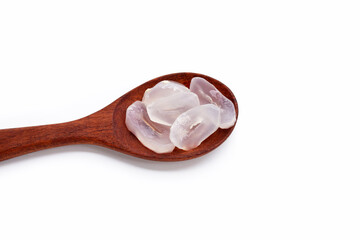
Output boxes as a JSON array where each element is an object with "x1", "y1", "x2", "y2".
[
  {"x1": 0, "y1": 113, "x2": 115, "y2": 162},
  {"x1": 0, "y1": 120, "x2": 86, "y2": 161}
]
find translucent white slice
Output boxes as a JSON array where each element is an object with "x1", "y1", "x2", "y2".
[
  {"x1": 190, "y1": 77, "x2": 236, "y2": 129},
  {"x1": 170, "y1": 104, "x2": 221, "y2": 151},
  {"x1": 125, "y1": 101, "x2": 175, "y2": 154},
  {"x1": 143, "y1": 80, "x2": 189, "y2": 106},
  {"x1": 147, "y1": 91, "x2": 200, "y2": 126}
]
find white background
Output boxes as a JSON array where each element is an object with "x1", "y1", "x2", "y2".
[{"x1": 0, "y1": 0, "x2": 359, "y2": 239}]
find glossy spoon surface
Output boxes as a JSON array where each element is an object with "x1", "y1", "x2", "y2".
[{"x1": 0, "y1": 73, "x2": 238, "y2": 162}]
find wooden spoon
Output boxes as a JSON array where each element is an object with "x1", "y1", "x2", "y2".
[{"x1": 0, "y1": 72, "x2": 238, "y2": 162}]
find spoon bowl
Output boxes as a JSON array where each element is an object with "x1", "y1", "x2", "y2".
[{"x1": 0, "y1": 73, "x2": 238, "y2": 162}]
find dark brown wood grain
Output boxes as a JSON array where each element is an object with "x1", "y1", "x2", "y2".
[{"x1": 0, "y1": 72, "x2": 238, "y2": 162}]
